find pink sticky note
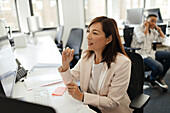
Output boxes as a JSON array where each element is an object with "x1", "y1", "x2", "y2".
[{"x1": 52, "y1": 87, "x2": 67, "y2": 96}]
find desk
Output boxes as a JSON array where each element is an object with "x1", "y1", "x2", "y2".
[
  {"x1": 14, "y1": 36, "x2": 62, "y2": 70},
  {"x1": 162, "y1": 37, "x2": 170, "y2": 51},
  {"x1": 13, "y1": 36, "x2": 95, "y2": 113},
  {"x1": 162, "y1": 37, "x2": 170, "y2": 47}
]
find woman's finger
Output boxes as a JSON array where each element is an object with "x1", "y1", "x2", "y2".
[
  {"x1": 67, "y1": 85, "x2": 76, "y2": 89},
  {"x1": 68, "y1": 88, "x2": 76, "y2": 92},
  {"x1": 68, "y1": 49, "x2": 72, "y2": 56},
  {"x1": 62, "y1": 48, "x2": 66, "y2": 55},
  {"x1": 71, "y1": 49, "x2": 74, "y2": 57},
  {"x1": 68, "y1": 91, "x2": 74, "y2": 95},
  {"x1": 67, "y1": 81, "x2": 76, "y2": 86}
]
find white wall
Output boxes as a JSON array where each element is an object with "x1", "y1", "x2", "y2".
[
  {"x1": 61, "y1": 0, "x2": 85, "y2": 48},
  {"x1": 16, "y1": 0, "x2": 31, "y2": 33},
  {"x1": 107, "y1": 0, "x2": 121, "y2": 21}
]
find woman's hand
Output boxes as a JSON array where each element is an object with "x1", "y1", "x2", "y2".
[
  {"x1": 62, "y1": 47, "x2": 74, "y2": 71},
  {"x1": 66, "y1": 81, "x2": 84, "y2": 101}
]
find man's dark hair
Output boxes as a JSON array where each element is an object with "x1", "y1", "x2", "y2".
[{"x1": 147, "y1": 14, "x2": 157, "y2": 19}]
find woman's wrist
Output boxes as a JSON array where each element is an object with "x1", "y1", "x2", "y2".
[{"x1": 61, "y1": 65, "x2": 69, "y2": 72}]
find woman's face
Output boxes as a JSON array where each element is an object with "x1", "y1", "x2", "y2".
[
  {"x1": 148, "y1": 16, "x2": 157, "y2": 29},
  {"x1": 86, "y1": 22, "x2": 111, "y2": 54}
]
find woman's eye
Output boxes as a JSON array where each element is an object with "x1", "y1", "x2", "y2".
[
  {"x1": 93, "y1": 32, "x2": 98, "y2": 35},
  {"x1": 86, "y1": 30, "x2": 90, "y2": 32}
]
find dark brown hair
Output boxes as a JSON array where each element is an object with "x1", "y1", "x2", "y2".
[
  {"x1": 86, "y1": 16, "x2": 128, "y2": 69},
  {"x1": 147, "y1": 14, "x2": 157, "y2": 19}
]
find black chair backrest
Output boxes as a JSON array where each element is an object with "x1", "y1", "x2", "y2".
[
  {"x1": 123, "y1": 27, "x2": 134, "y2": 47},
  {"x1": 157, "y1": 24, "x2": 166, "y2": 35},
  {"x1": 0, "y1": 82, "x2": 5, "y2": 97},
  {"x1": 126, "y1": 51, "x2": 145, "y2": 101},
  {"x1": 55, "y1": 25, "x2": 64, "y2": 44},
  {"x1": 65, "y1": 28, "x2": 83, "y2": 55}
]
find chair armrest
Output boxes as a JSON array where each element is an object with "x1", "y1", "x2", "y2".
[
  {"x1": 130, "y1": 93, "x2": 150, "y2": 109},
  {"x1": 124, "y1": 47, "x2": 141, "y2": 52},
  {"x1": 152, "y1": 41, "x2": 162, "y2": 50}
]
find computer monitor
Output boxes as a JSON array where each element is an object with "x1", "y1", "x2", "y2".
[
  {"x1": 157, "y1": 24, "x2": 166, "y2": 35},
  {"x1": 126, "y1": 8, "x2": 144, "y2": 25},
  {"x1": 0, "y1": 96, "x2": 56, "y2": 113},
  {"x1": 144, "y1": 8, "x2": 163, "y2": 23},
  {"x1": 0, "y1": 19, "x2": 18, "y2": 97}
]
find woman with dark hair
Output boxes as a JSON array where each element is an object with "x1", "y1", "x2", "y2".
[{"x1": 58, "y1": 16, "x2": 132, "y2": 113}]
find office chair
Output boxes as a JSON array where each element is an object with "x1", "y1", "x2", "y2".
[
  {"x1": 126, "y1": 51, "x2": 150, "y2": 113},
  {"x1": 152, "y1": 24, "x2": 166, "y2": 50},
  {"x1": 158, "y1": 24, "x2": 166, "y2": 35},
  {"x1": 54, "y1": 25, "x2": 64, "y2": 53},
  {"x1": 123, "y1": 27, "x2": 141, "y2": 52},
  {"x1": 65, "y1": 28, "x2": 83, "y2": 68},
  {"x1": 0, "y1": 96, "x2": 56, "y2": 113}
]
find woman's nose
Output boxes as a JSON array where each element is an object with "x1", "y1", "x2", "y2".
[{"x1": 86, "y1": 33, "x2": 91, "y2": 40}]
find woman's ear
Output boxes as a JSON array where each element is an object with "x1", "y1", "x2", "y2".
[{"x1": 106, "y1": 35, "x2": 112, "y2": 44}]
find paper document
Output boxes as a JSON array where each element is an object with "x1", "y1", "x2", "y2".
[
  {"x1": 24, "y1": 67, "x2": 62, "y2": 90},
  {"x1": 30, "y1": 63, "x2": 61, "y2": 72}
]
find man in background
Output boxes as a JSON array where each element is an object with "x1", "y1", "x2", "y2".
[{"x1": 132, "y1": 14, "x2": 170, "y2": 90}]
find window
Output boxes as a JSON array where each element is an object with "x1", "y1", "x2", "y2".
[
  {"x1": 0, "y1": 0, "x2": 19, "y2": 31},
  {"x1": 145, "y1": 0, "x2": 170, "y2": 19},
  {"x1": 84, "y1": 0, "x2": 107, "y2": 25},
  {"x1": 31, "y1": 0, "x2": 59, "y2": 28},
  {"x1": 120, "y1": 0, "x2": 144, "y2": 22}
]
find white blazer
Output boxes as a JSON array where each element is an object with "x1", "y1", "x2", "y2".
[{"x1": 58, "y1": 51, "x2": 133, "y2": 113}]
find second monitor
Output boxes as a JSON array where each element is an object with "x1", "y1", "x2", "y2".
[{"x1": 126, "y1": 8, "x2": 144, "y2": 25}]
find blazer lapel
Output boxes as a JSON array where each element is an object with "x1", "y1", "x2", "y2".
[
  {"x1": 83, "y1": 54, "x2": 94, "y2": 92},
  {"x1": 97, "y1": 62, "x2": 108, "y2": 94}
]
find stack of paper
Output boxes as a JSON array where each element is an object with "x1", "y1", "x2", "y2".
[{"x1": 24, "y1": 67, "x2": 62, "y2": 90}]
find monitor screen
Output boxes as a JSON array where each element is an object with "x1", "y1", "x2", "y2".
[
  {"x1": 126, "y1": 8, "x2": 144, "y2": 25},
  {"x1": 0, "y1": 96, "x2": 56, "y2": 113},
  {"x1": 144, "y1": 8, "x2": 163, "y2": 23},
  {"x1": 0, "y1": 20, "x2": 17, "y2": 97}
]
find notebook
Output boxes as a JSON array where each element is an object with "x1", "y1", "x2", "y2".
[{"x1": 24, "y1": 67, "x2": 62, "y2": 90}]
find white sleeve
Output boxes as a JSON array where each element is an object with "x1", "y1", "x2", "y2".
[
  {"x1": 134, "y1": 25, "x2": 146, "y2": 43},
  {"x1": 58, "y1": 59, "x2": 81, "y2": 84}
]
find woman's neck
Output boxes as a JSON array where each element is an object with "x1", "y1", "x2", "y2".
[{"x1": 94, "y1": 52, "x2": 103, "y2": 64}]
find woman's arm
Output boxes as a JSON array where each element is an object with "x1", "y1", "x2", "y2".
[
  {"x1": 58, "y1": 59, "x2": 81, "y2": 84},
  {"x1": 58, "y1": 47, "x2": 81, "y2": 84}
]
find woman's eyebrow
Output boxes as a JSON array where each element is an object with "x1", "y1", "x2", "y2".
[{"x1": 92, "y1": 29, "x2": 101, "y2": 32}]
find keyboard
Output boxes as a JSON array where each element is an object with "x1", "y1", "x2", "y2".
[{"x1": 32, "y1": 87, "x2": 52, "y2": 106}]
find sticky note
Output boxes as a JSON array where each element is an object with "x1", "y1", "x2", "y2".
[{"x1": 52, "y1": 87, "x2": 67, "y2": 96}]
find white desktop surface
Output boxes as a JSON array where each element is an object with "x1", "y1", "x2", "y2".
[
  {"x1": 14, "y1": 36, "x2": 62, "y2": 70},
  {"x1": 13, "y1": 36, "x2": 96, "y2": 113},
  {"x1": 162, "y1": 36, "x2": 170, "y2": 47}
]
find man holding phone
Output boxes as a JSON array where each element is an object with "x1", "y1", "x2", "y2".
[{"x1": 131, "y1": 14, "x2": 170, "y2": 91}]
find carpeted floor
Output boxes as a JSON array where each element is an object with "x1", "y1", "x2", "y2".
[{"x1": 144, "y1": 69, "x2": 170, "y2": 113}]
